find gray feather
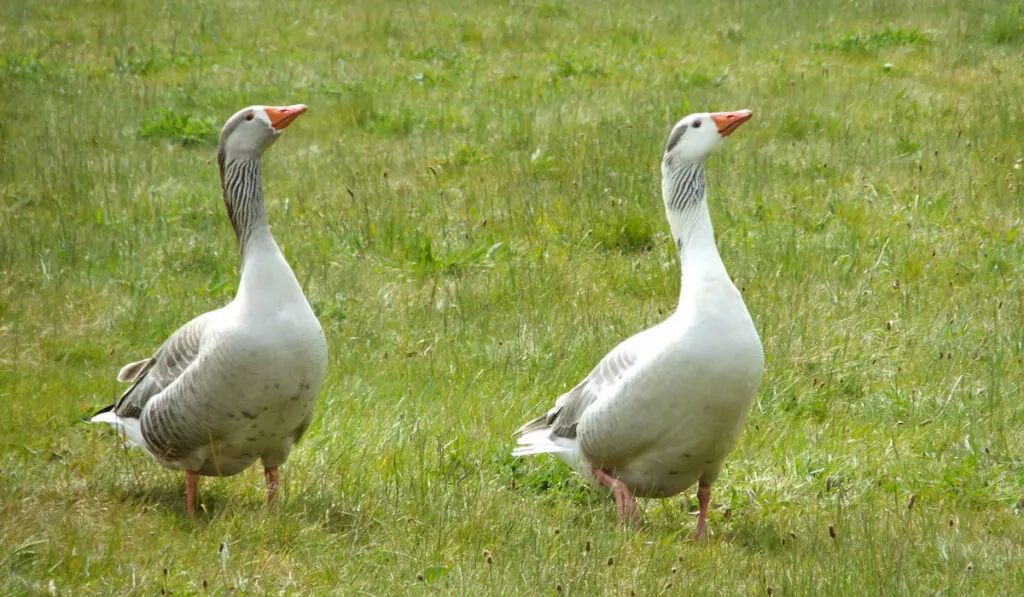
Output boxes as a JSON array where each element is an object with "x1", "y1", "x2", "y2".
[
  {"x1": 515, "y1": 341, "x2": 638, "y2": 440},
  {"x1": 665, "y1": 123, "x2": 687, "y2": 153},
  {"x1": 117, "y1": 358, "x2": 154, "y2": 383},
  {"x1": 106, "y1": 315, "x2": 208, "y2": 420}
]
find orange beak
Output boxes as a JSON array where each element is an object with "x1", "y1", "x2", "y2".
[
  {"x1": 709, "y1": 109, "x2": 753, "y2": 137},
  {"x1": 265, "y1": 104, "x2": 307, "y2": 131}
]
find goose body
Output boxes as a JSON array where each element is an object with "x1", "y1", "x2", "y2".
[
  {"x1": 91, "y1": 105, "x2": 328, "y2": 513},
  {"x1": 514, "y1": 110, "x2": 763, "y2": 536}
]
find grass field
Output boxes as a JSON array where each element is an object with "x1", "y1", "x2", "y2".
[{"x1": 3, "y1": 0, "x2": 1024, "y2": 593}]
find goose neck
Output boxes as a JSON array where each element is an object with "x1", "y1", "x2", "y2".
[
  {"x1": 217, "y1": 156, "x2": 304, "y2": 311},
  {"x1": 218, "y1": 152, "x2": 268, "y2": 256},
  {"x1": 662, "y1": 161, "x2": 728, "y2": 288}
]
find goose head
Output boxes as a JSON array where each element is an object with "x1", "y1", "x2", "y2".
[
  {"x1": 218, "y1": 104, "x2": 307, "y2": 159},
  {"x1": 216, "y1": 104, "x2": 307, "y2": 249},
  {"x1": 663, "y1": 109, "x2": 752, "y2": 166}
]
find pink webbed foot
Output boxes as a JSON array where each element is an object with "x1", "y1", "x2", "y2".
[
  {"x1": 264, "y1": 466, "x2": 280, "y2": 506},
  {"x1": 695, "y1": 483, "x2": 712, "y2": 540},
  {"x1": 592, "y1": 467, "x2": 641, "y2": 524},
  {"x1": 186, "y1": 470, "x2": 199, "y2": 516}
]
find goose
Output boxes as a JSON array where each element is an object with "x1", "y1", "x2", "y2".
[
  {"x1": 513, "y1": 110, "x2": 764, "y2": 538},
  {"x1": 90, "y1": 104, "x2": 328, "y2": 516}
]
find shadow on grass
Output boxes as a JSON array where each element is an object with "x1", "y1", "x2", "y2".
[
  {"x1": 291, "y1": 494, "x2": 364, "y2": 535},
  {"x1": 107, "y1": 479, "x2": 237, "y2": 523},
  {"x1": 718, "y1": 517, "x2": 794, "y2": 555},
  {"x1": 639, "y1": 499, "x2": 793, "y2": 553}
]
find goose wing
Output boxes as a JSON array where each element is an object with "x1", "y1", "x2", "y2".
[
  {"x1": 93, "y1": 313, "x2": 211, "y2": 421},
  {"x1": 515, "y1": 332, "x2": 645, "y2": 442}
]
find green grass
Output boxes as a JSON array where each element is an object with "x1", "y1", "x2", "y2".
[
  {"x1": 2, "y1": 0, "x2": 1024, "y2": 593},
  {"x1": 136, "y1": 108, "x2": 219, "y2": 147},
  {"x1": 816, "y1": 25, "x2": 929, "y2": 53},
  {"x1": 987, "y1": 4, "x2": 1024, "y2": 44}
]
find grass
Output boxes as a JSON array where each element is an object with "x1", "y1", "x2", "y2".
[
  {"x1": 136, "y1": 108, "x2": 219, "y2": 147},
  {"x1": 2, "y1": 0, "x2": 1024, "y2": 593},
  {"x1": 816, "y1": 25, "x2": 929, "y2": 53},
  {"x1": 987, "y1": 4, "x2": 1024, "y2": 44}
]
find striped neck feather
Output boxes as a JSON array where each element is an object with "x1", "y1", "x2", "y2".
[{"x1": 218, "y1": 151, "x2": 267, "y2": 255}]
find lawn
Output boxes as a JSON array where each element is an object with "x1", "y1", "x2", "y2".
[{"x1": 2, "y1": 0, "x2": 1024, "y2": 594}]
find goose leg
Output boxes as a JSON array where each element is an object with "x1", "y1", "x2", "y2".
[
  {"x1": 592, "y1": 467, "x2": 640, "y2": 524},
  {"x1": 264, "y1": 466, "x2": 280, "y2": 505},
  {"x1": 695, "y1": 483, "x2": 712, "y2": 539},
  {"x1": 186, "y1": 471, "x2": 199, "y2": 516}
]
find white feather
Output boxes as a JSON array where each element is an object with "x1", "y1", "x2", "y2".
[
  {"x1": 90, "y1": 411, "x2": 146, "y2": 449},
  {"x1": 512, "y1": 430, "x2": 568, "y2": 456}
]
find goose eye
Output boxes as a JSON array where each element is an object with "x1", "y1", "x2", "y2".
[
  {"x1": 244, "y1": 113, "x2": 255, "y2": 121},
  {"x1": 692, "y1": 119, "x2": 702, "y2": 129}
]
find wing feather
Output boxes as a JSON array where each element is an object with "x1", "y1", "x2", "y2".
[
  {"x1": 97, "y1": 314, "x2": 211, "y2": 420},
  {"x1": 515, "y1": 335, "x2": 642, "y2": 441},
  {"x1": 116, "y1": 358, "x2": 154, "y2": 382}
]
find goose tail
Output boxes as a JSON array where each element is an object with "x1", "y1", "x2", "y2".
[
  {"x1": 90, "y1": 409, "x2": 147, "y2": 449},
  {"x1": 512, "y1": 429, "x2": 570, "y2": 457}
]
